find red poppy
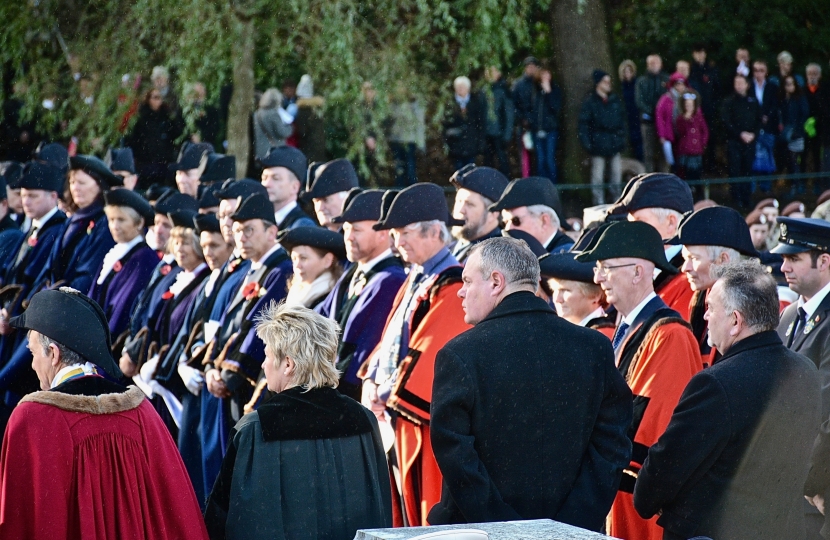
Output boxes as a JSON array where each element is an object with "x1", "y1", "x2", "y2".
[
  {"x1": 242, "y1": 282, "x2": 260, "y2": 300},
  {"x1": 228, "y1": 259, "x2": 239, "y2": 273},
  {"x1": 161, "y1": 291, "x2": 174, "y2": 300},
  {"x1": 160, "y1": 264, "x2": 171, "y2": 276},
  {"x1": 86, "y1": 220, "x2": 95, "y2": 235},
  {"x1": 113, "y1": 261, "x2": 123, "y2": 273},
  {"x1": 27, "y1": 237, "x2": 37, "y2": 247}
]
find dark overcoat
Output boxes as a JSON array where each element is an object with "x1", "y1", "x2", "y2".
[
  {"x1": 427, "y1": 291, "x2": 632, "y2": 531},
  {"x1": 634, "y1": 330, "x2": 820, "y2": 539}
]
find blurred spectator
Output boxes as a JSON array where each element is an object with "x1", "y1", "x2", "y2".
[
  {"x1": 151, "y1": 65, "x2": 179, "y2": 115},
  {"x1": 735, "y1": 48, "x2": 751, "y2": 77},
  {"x1": 636, "y1": 54, "x2": 669, "y2": 172},
  {"x1": 675, "y1": 60, "x2": 690, "y2": 80},
  {"x1": 361, "y1": 81, "x2": 380, "y2": 183},
  {"x1": 388, "y1": 84, "x2": 426, "y2": 187},
  {"x1": 185, "y1": 82, "x2": 221, "y2": 148},
  {"x1": 126, "y1": 88, "x2": 183, "y2": 187},
  {"x1": 0, "y1": 82, "x2": 40, "y2": 162},
  {"x1": 778, "y1": 75, "x2": 809, "y2": 174},
  {"x1": 655, "y1": 72, "x2": 688, "y2": 171},
  {"x1": 482, "y1": 66, "x2": 514, "y2": 177},
  {"x1": 528, "y1": 66, "x2": 562, "y2": 183},
  {"x1": 675, "y1": 91, "x2": 709, "y2": 191},
  {"x1": 282, "y1": 78, "x2": 298, "y2": 120},
  {"x1": 721, "y1": 75, "x2": 761, "y2": 208},
  {"x1": 578, "y1": 70, "x2": 626, "y2": 205},
  {"x1": 770, "y1": 51, "x2": 805, "y2": 88},
  {"x1": 619, "y1": 59, "x2": 643, "y2": 161},
  {"x1": 293, "y1": 75, "x2": 327, "y2": 163},
  {"x1": 513, "y1": 56, "x2": 541, "y2": 176},
  {"x1": 253, "y1": 88, "x2": 292, "y2": 160},
  {"x1": 804, "y1": 63, "x2": 830, "y2": 175},
  {"x1": 689, "y1": 44, "x2": 720, "y2": 172},
  {"x1": 752, "y1": 60, "x2": 780, "y2": 136},
  {"x1": 442, "y1": 76, "x2": 485, "y2": 172}
]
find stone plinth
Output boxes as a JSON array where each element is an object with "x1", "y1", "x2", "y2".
[{"x1": 355, "y1": 519, "x2": 613, "y2": 540}]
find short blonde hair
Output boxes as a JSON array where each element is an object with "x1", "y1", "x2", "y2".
[
  {"x1": 255, "y1": 302, "x2": 341, "y2": 390},
  {"x1": 170, "y1": 226, "x2": 204, "y2": 260}
]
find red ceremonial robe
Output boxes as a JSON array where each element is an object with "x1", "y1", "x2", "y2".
[
  {"x1": 655, "y1": 272, "x2": 694, "y2": 322},
  {"x1": 0, "y1": 383, "x2": 208, "y2": 540}
]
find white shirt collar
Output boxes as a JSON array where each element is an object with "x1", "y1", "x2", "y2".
[
  {"x1": 97, "y1": 235, "x2": 144, "y2": 284},
  {"x1": 655, "y1": 244, "x2": 682, "y2": 278},
  {"x1": 168, "y1": 262, "x2": 208, "y2": 297},
  {"x1": 51, "y1": 362, "x2": 99, "y2": 388},
  {"x1": 251, "y1": 242, "x2": 282, "y2": 270},
  {"x1": 358, "y1": 249, "x2": 393, "y2": 273},
  {"x1": 579, "y1": 307, "x2": 606, "y2": 327},
  {"x1": 799, "y1": 280, "x2": 830, "y2": 320},
  {"x1": 543, "y1": 231, "x2": 557, "y2": 250},
  {"x1": 32, "y1": 206, "x2": 59, "y2": 230},
  {"x1": 274, "y1": 200, "x2": 298, "y2": 225},
  {"x1": 755, "y1": 80, "x2": 766, "y2": 103},
  {"x1": 622, "y1": 291, "x2": 658, "y2": 326}
]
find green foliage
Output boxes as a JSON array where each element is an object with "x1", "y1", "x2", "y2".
[{"x1": 609, "y1": 0, "x2": 830, "y2": 78}]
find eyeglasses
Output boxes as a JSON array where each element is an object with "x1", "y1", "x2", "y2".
[{"x1": 593, "y1": 263, "x2": 636, "y2": 277}]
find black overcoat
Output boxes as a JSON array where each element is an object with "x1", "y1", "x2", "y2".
[{"x1": 427, "y1": 291, "x2": 632, "y2": 531}]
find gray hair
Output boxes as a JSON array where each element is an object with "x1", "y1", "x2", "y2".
[
  {"x1": 411, "y1": 220, "x2": 452, "y2": 244},
  {"x1": 470, "y1": 237, "x2": 540, "y2": 290},
  {"x1": 255, "y1": 302, "x2": 341, "y2": 390},
  {"x1": 259, "y1": 88, "x2": 283, "y2": 109},
  {"x1": 649, "y1": 207, "x2": 684, "y2": 227},
  {"x1": 705, "y1": 246, "x2": 744, "y2": 266},
  {"x1": 777, "y1": 51, "x2": 794, "y2": 64},
  {"x1": 710, "y1": 259, "x2": 779, "y2": 332},
  {"x1": 526, "y1": 204, "x2": 561, "y2": 230},
  {"x1": 807, "y1": 63, "x2": 822, "y2": 75},
  {"x1": 453, "y1": 76, "x2": 471, "y2": 90},
  {"x1": 36, "y1": 333, "x2": 83, "y2": 367}
]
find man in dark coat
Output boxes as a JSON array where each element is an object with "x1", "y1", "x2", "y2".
[
  {"x1": 579, "y1": 70, "x2": 627, "y2": 205},
  {"x1": 482, "y1": 66, "x2": 514, "y2": 177},
  {"x1": 428, "y1": 236, "x2": 632, "y2": 531},
  {"x1": 721, "y1": 74, "x2": 762, "y2": 208},
  {"x1": 634, "y1": 260, "x2": 820, "y2": 540},
  {"x1": 449, "y1": 165, "x2": 508, "y2": 264},
  {"x1": 442, "y1": 76, "x2": 486, "y2": 171},
  {"x1": 774, "y1": 217, "x2": 830, "y2": 539},
  {"x1": 258, "y1": 145, "x2": 316, "y2": 230}
]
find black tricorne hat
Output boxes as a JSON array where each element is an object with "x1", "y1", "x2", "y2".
[
  {"x1": 258, "y1": 146, "x2": 307, "y2": 182},
  {"x1": 104, "y1": 189, "x2": 154, "y2": 225},
  {"x1": 277, "y1": 226, "x2": 347, "y2": 260},
  {"x1": 194, "y1": 213, "x2": 221, "y2": 235},
  {"x1": 666, "y1": 206, "x2": 758, "y2": 257},
  {"x1": 333, "y1": 189, "x2": 384, "y2": 224},
  {"x1": 105, "y1": 147, "x2": 135, "y2": 174},
  {"x1": 169, "y1": 142, "x2": 214, "y2": 171},
  {"x1": 199, "y1": 153, "x2": 236, "y2": 184},
  {"x1": 34, "y1": 142, "x2": 69, "y2": 174},
  {"x1": 373, "y1": 183, "x2": 462, "y2": 230},
  {"x1": 378, "y1": 190, "x2": 399, "y2": 223},
  {"x1": 451, "y1": 165, "x2": 509, "y2": 203},
  {"x1": 154, "y1": 192, "x2": 199, "y2": 216},
  {"x1": 199, "y1": 183, "x2": 222, "y2": 209},
  {"x1": 539, "y1": 252, "x2": 596, "y2": 283},
  {"x1": 144, "y1": 183, "x2": 172, "y2": 204},
  {"x1": 771, "y1": 217, "x2": 830, "y2": 255},
  {"x1": 169, "y1": 209, "x2": 198, "y2": 229},
  {"x1": 70, "y1": 155, "x2": 123, "y2": 188},
  {"x1": 214, "y1": 178, "x2": 268, "y2": 201},
  {"x1": 502, "y1": 229, "x2": 547, "y2": 257},
  {"x1": 608, "y1": 172, "x2": 694, "y2": 216},
  {"x1": 571, "y1": 225, "x2": 608, "y2": 253},
  {"x1": 19, "y1": 161, "x2": 65, "y2": 193},
  {"x1": 10, "y1": 288, "x2": 122, "y2": 379},
  {"x1": 489, "y1": 177, "x2": 564, "y2": 219},
  {"x1": 2, "y1": 161, "x2": 24, "y2": 190},
  {"x1": 576, "y1": 220, "x2": 677, "y2": 274},
  {"x1": 231, "y1": 193, "x2": 275, "y2": 224},
  {"x1": 302, "y1": 158, "x2": 359, "y2": 202}
]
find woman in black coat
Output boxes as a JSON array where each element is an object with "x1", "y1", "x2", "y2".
[
  {"x1": 779, "y1": 75, "x2": 810, "y2": 174},
  {"x1": 127, "y1": 89, "x2": 183, "y2": 186}
]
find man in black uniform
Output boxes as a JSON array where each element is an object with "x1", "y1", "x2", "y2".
[
  {"x1": 449, "y1": 165, "x2": 508, "y2": 263},
  {"x1": 258, "y1": 145, "x2": 316, "y2": 230}
]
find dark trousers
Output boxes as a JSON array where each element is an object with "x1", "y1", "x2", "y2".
[
  {"x1": 728, "y1": 139, "x2": 755, "y2": 208},
  {"x1": 178, "y1": 391, "x2": 205, "y2": 508},
  {"x1": 391, "y1": 142, "x2": 418, "y2": 187},
  {"x1": 484, "y1": 135, "x2": 510, "y2": 177},
  {"x1": 533, "y1": 130, "x2": 558, "y2": 183}
]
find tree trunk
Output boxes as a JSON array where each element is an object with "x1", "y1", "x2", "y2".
[
  {"x1": 550, "y1": 0, "x2": 613, "y2": 198},
  {"x1": 226, "y1": 14, "x2": 255, "y2": 179}
]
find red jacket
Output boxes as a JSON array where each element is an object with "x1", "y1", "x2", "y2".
[{"x1": 675, "y1": 111, "x2": 709, "y2": 156}]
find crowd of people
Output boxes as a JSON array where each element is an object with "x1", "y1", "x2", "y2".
[{"x1": 1, "y1": 49, "x2": 830, "y2": 540}]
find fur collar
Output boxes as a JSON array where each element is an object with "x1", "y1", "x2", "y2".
[{"x1": 20, "y1": 385, "x2": 145, "y2": 415}]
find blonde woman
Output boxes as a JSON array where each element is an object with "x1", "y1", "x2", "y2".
[{"x1": 278, "y1": 226, "x2": 345, "y2": 308}]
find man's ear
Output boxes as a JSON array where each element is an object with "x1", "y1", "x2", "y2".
[
  {"x1": 49, "y1": 343, "x2": 62, "y2": 368},
  {"x1": 731, "y1": 310, "x2": 745, "y2": 336},
  {"x1": 490, "y1": 270, "x2": 507, "y2": 295}
]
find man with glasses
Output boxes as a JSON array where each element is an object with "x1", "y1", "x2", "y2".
[
  {"x1": 489, "y1": 176, "x2": 573, "y2": 254},
  {"x1": 362, "y1": 183, "x2": 470, "y2": 527},
  {"x1": 577, "y1": 220, "x2": 703, "y2": 540}
]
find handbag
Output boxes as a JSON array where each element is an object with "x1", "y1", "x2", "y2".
[{"x1": 752, "y1": 131, "x2": 776, "y2": 173}]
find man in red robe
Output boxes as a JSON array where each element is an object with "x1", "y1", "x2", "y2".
[{"x1": 0, "y1": 287, "x2": 208, "y2": 540}]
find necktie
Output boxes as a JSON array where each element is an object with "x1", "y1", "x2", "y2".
[
  {"x1": 787, "y1": 308, "x2": 808, "y2": 348},
  {"x1": 348, "y1": 270, "x2": 366, "y2": 298},
  {"x1": 612, "y1": 321, "x2": 630, "y2": 352}
]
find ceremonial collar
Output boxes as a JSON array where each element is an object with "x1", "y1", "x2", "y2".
[{"x1": 51, "y1": 362, "x2": 102, "y2": 388}]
